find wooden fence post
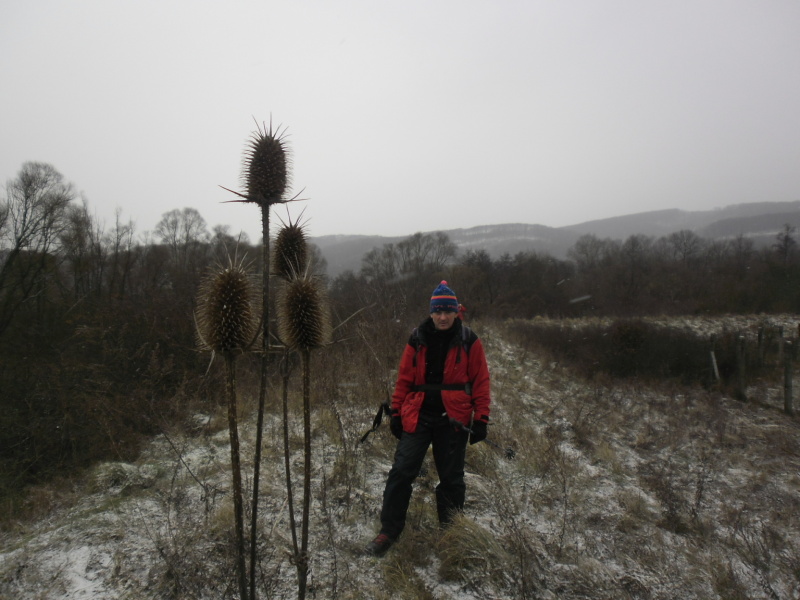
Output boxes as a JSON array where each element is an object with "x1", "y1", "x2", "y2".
[
  {"x1": 785, "y1": 340, "x2": 794, "y2": 416},
  {"x1": 736, "y1": 334, "x2": 747, "y2": 401},
  {"x1": 709, "y1": 335, "x2": 720, "y2": 384}
]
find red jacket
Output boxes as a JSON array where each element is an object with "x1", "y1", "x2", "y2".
[{"x1": 391, "y1": 318, "x2": 491, "y2": 433}]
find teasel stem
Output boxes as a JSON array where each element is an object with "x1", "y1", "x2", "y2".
[
  {"x1": 243, "y1": 118, "x2": 288, "y2": 600},
  {"x1": 276, "y1": 274, "x2": 330, "y2": 600},
  {"x1": 226, "y1": 354, "x2": 249, "y2": 600},
  {"x1": 222, "y1": 118, "x2": 293, "y2": 599},
  {"x1": 280, "y1": 350, "x2": 299, "y2": 558},
  {"x1": 250, "y1": 205, "x2": 269, "y2": 600},
  {"x1": 298, "y1": 347, "x2": 312, "y2": 600},
  {"x1": 194, "y1": 253, "x2": 256, "y2": 600}
]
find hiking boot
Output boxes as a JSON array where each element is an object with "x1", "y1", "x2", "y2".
[{"x1": 365, "y1": 533, "x2": 394, "y2": 556}]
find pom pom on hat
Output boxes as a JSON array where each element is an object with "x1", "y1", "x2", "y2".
[{"x1": 430, "y1": 280, "x2": 459, "y2": 313}]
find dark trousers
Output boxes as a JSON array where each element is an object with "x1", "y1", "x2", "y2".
[{"x1": 379, "y1": 413, "x2": 469, "y2": 539}]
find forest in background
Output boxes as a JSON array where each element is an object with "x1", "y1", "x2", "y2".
[{"x1": 2, "y1": 161, "x2": 799, "y2": 518}]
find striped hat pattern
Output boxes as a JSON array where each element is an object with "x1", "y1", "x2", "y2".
[{"x1": 430, "y1": 280, "x2": 459, "y2": 313}]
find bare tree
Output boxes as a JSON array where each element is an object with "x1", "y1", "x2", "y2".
[
  {"x1": 154, "y1": 207, "x2": 211, "y2": 294},
  {"x1": 396, "y1": 231, "x2": 457, "y2": 275},
  {"x1": 0, "y1": 162, "x2": 74, "y2": 336},
  {"x1": 568, "y1": 234, "x2": 610, "y2": 273},
  {"x1": 459, "y1": 249, "x2": 500, "y2": 306},
  {"x1": 773, "y1": 223, "x2": 796, "y2": 267},
  {"x1": 361, "y1": 244, "x2": 399, "y2": 283},
  {"x1": 619, "y1": 234, "x2": 653, "y2": 302},
  {"x1": 730, "y1": 233, "x2": 755, "y2": 277},
  {"x1": 60, "y1": 199, "x2": 106, "y2": 300},
  {"x1": 666, "y1": 230, "x2": 705, "y2": 266},
  {"x1": 155, "y1": 207, "x2": 210, "y2": 263},
  {"x1": 105, "y1": 208, "x2": 137, "y2": 298}
]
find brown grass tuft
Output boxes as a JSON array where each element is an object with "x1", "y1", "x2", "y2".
[{"x1": 437, "y1": 514, "x2": 513, "y2": 588}]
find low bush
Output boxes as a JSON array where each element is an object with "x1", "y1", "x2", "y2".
[{"x1": 502, "y1": 318, "x2": 784, "y2": 391}]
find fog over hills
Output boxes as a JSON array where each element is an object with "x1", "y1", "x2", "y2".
[{"x1": 312, "y1": 201, "x2": 800, "y2": 277}]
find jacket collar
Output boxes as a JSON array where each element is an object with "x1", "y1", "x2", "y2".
[{"x1": 417, "y1": 316, "x2": 461, "y2": 346}]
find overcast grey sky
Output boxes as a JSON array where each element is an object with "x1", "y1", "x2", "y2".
[{"x1": 2, "y1": 0, "x2": 799, "y2": 242}]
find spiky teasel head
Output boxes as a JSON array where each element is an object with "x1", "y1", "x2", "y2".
[
  {"x1": 241, "y1": 119, "x2": 291, "y2": 207},
  {"x1": 277, "y1": 275, "x2": 332, "y2": 351},
  {"x1": 196, "y1": 257, "x2": 259, "y2": 354},
  {"x1": 273, "y1": 217, "x2": 309, "y2": 280}
]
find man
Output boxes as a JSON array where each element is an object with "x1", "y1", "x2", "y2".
[{"x1": 366, "y1": 280, "x2": 492, "y2": 556}]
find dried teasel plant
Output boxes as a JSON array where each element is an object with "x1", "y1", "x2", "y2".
[
  {"x1": 277, "y1": 273, "x2": 331, "y2": 599},
  {"x1": 221, "y1": 117, "x2": 298, "y2": 600},
  {"x1": 195, "y1": 256, "x2": 260, "y2": 357},
  {"x1": 273, "y1": 214, "x2": 312, "y2": 592},
  {"x1": 273, "y1": 213, "x2": 309, "y2": 281},
  {"x1": 277, "y1": 274, "x2": 332, "y2": 352},
  {"x1": 244, "y1": 125, "x2": 290, "y2": 205},
  {"x1": 195, "y1": 254, "x2": 258, "y2": 600},
  {"x1": 221, "y1": 118, "x2": 292, "y2": 207}
]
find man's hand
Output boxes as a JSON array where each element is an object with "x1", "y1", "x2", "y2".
[
  {"x1": 390, "y1": 414, "x2": 403, "y2": 440},
  {"x1": 469, "y1": 419, "x2": 488, "y2": 445}
]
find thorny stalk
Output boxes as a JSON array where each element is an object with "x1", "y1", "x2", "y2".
[
  {"x1": 320, "y1": 444, "x2": 339, "y2": 597},
  {"x1": 281, "y1": 351, "x2": 300, "y2": 556},
  {"x1": 250, "y1": 195, "x2": 270, "y2": 600},
  {"x1": 298, "y1": 348, "x2": 312, "y2": 600},
  {"x1": 226, "y1": 354, "x2": 249, "y2": 600}
]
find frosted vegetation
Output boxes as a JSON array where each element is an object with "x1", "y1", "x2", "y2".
[{"x1": 2, "y1": 316, "x2": 798, "y2": 599}]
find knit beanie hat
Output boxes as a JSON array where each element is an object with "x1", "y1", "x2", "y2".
[{"x1": 430, "y1": 280, "x2": 459, "y2": 313}]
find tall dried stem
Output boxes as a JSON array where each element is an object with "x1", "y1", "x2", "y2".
[
  {"x1": 195, "y1": 255, "x2": 257, "y2": 600},
  {"x1": 226, "y1": 354, "x2": 249, "y2": 600},
  {"x1": 225, "y1": 119, "x2": 291, "y2": 600}
]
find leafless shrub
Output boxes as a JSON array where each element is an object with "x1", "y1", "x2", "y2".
[
  {"x1": 639, "y1": 458, "x2": 691, "y2": 535},
  {"x1": 729, "y1": 509, "x2": 787, "y2": 600}
]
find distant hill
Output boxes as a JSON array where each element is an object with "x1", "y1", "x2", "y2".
[
  {"x1": 312, "y1": 200, "x2": 800, "y2": 277},
  {"x1": 562, "y1": 201, "x2": 800, "y2": 239},
  {"x1": 309, "y1": 234, "x2": 405, "y2": 277},
  {"x1": 698, "y1": 210, "x2": 800, "y2": 239}
]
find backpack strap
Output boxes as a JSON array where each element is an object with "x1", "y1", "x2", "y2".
[
  {"x1": 410, "y1": 327, "x2": 421, "y2": 368},
  {"x1": 457, "y1": 324, "x2": 476, "y2": 364}
]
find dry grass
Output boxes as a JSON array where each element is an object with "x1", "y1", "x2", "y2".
[
  {"x1": 437, "y1": 514, "x2": 513, "y2": 588},
  {"x1": 2, "y1": 316, "x2": 800, "y2": 599}
]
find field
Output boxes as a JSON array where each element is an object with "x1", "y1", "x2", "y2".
[{"x1": 1, "y1": 315, "x2": 799, "y2": 599}]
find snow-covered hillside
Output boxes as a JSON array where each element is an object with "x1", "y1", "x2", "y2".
[{"x1": 2, "y1": 317, "x2": 799, "y2": 599}]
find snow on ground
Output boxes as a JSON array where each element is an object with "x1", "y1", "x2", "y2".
[{"x1": 2, "y1": 316, "x2": 799, "y2": 599}]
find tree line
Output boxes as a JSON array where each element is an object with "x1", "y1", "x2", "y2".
[
  {"x1": 1, "y1": 161, "x2": 798, "y2": 513},
  {"x1": 0, "y1": 163, "x2": 255, "y2": 509},
  {"x1": 329, "y1": 225, "x2": 800, "y2": 324}
]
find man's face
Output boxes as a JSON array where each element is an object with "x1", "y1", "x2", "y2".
[{"x1": 431, "y1": 310, "x2": 458, "y2": 331}]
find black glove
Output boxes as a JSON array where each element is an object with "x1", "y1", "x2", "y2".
[
  {"x1": 390, "y1": 415, "x2": 403, "y2": 440},
  {"x1": 469, "y1": 420, "x2": 488, "y2": 445}
]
